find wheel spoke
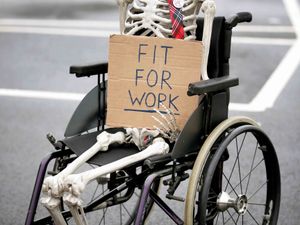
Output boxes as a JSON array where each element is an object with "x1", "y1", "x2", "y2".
[
  {"x1": 98, "y1": 208, "x2": 107, "y2": 225},
  {"x1": 222, "y1": 212, "x2": 225, "y2": 225},
  {"x1": 228, "y1": 158, "x2": 264, "y2": 195},
  {"x1": 245, "y1": 141, "x2": 259, "y2": 195},
  {"x1": 207, "y1": 200, "x2": 217, "y2": 204},
  {"x1": 226, "y1": 210, "x2": 237, "y2": 225},
  {"x1": 248, "y1": 202, "x2": 266, "y2": 206},
  {"x1": 235, "y1": 215, "x2": 240, "y2": 224},
  {"x1": 119, "y1": 202, "x2": 123, "y2": 225},
  {"x1": 90, "y1": 183, "x2": 100, "y2": 203},
  {"x1": 223, "y1": 172, "x2": 239, "y2": 197},
  {"x1": 122, "y1": 203, "x2": 134, "y2": 221},
  {"x1": 214, "y1": 212, "x2": 220, "y2": 225},
  {"x1": 247, "y1": 209, "x2": 260, "y2": 225},
  {"x1": 248, "y1": 180, "x2": 268, "y2": 201},
  {"x1": 225, "y1": 133, "x2": 247, "y2": 191},
  {"x1": 223, "y1": 211, "x2": 238, "y2": 225},
  {"x1": 235, "y1": 138, "x2": 243, "y2": 194}
]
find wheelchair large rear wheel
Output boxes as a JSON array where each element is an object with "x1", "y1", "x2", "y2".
[{"x1": 189, "y1": 125, "x2": 280, "y2": 225}]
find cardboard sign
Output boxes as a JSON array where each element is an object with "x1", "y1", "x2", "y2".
[{"x1": 107, "y1": 35, "x2": 203, "y2": 129}]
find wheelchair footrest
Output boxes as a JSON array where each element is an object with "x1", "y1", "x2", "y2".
[{"x1": 166, "y1": 194, "x2": 185, "y2": 202}]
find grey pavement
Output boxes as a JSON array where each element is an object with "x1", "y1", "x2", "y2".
[{"x1": 0, "y1": 0, "x2": 299, "y2": 225}]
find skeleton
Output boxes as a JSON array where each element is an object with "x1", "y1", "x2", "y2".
[
  {"x1": 41, "y1": 108, "x2": 175, "y2": 225},
  {"x1": 41, "y1": 0, "x2": 216, "y2": 224}
]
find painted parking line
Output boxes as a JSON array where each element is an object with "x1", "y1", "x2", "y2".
[
  {"x1": 230, "y1": 0, "x2": 300, "y2": 112},
  {"x1": 0, "y1": 19, "x2": 295, "y2": 46},
  {"x1": 234, "y1": 25, "x2": 294, "y2": 33},
  {"x1": 232, "y1": 37, "x2": 295, "y2": 46},
  {"x1": 0, "y1": 88, "x2": 84, "y2": 101},
  {"x1": 0, "y1": 18, "x2": 294, "y2": 33},
  {"x1": 0, "y1": 18, "x2": 119, "y2": 29},
  {"x1": 0, "y1": 26, "x2": 117, "y2": 37},
  {"x1": 1, "y1": 24, "x2": 294, "y2": 46}
]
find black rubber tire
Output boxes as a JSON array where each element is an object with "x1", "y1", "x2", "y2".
[{"x1": 195, "y1": 125, "x2": 280, "y2": 225}]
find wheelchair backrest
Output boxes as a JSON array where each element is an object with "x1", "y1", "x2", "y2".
[
  {"x1": 171, "y1": 17, "x2": 233, "y2": 159},
  {"x1": 196, "y1": 17, "x2": 230, "y2": 79}
]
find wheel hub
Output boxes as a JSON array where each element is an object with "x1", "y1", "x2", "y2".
[{"x1": 216, "y1": 191, "x2": 248, "y2": 215}]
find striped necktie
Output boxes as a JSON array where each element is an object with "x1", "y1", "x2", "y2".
[{"x1": 167, "y1": 0, "x2": 185, "y2": 39}]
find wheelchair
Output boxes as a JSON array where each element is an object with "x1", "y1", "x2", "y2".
[{"x1": 25, "y1": 12, "x2": 281, "y2": 225}]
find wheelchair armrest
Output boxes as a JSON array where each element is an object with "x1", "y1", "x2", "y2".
[
  {"x1": 187, "y1": 76, "x2": 239, "y2": 96},
  {"x1": 69, "y1": 62, "x2": 108, "y2": 77}
]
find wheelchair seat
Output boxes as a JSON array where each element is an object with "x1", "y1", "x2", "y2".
[
  {"x1": 61, "y1": 128, "x2": 139, "y2": 166},
  {"x1": 61, "y1": 16, "x2": 230, "y2": 166}
]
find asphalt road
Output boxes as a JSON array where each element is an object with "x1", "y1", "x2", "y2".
[{"x1": 0, "y1": 0, "x2": 299, "y2": 225}]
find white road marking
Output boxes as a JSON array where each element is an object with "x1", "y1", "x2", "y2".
[
  {"x1": 0, "y1": 19, "x2": 119, "y2": 29},
  {"x1": 0, "y1": 19, "x2": 295, "y2": 46},
  {"x1": 0, "y1": 25, "x2": 294, "y2": 46},
  {"x1": 0, "y1": 18, "x2": 294, "y2": 33},
  {"x1": 233, "y1": 25, "x2": 294, "y2": 33},
  {"x1": 229, "y1": 0, "x2": 300, "y2": 112},
  {"x1": 283, "y1": 0, "x2": 300, "y2": 37},
  {"x1": 0, "y1": 88, "x2": 84, "y2": 101},
  {"x1": 0, "y1": 26, "x2": 118, "y2": 37},
  {"x1": 232, "y1": 37, "x2": 294, "y2": 46}
]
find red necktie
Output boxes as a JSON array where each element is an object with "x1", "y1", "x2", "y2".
[{"x1": 167, "y1": 0, "x2": 185, "y2": 39}]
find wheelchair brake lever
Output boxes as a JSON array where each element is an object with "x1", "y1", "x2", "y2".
[
  {"x1": 164, "y1": 172, "x2": 189, "y2": 202},
  {"x1": 47, "y1": 133, "x2": 63, "y2": 150}
]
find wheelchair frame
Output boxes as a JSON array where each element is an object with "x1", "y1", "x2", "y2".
[{"x1": 25, "y1": 12, "x2": 281, "y2": 225}]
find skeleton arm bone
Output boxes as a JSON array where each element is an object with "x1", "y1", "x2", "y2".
[
  {"x1": 200, "y1": 0, "x2": 216, "y2": 80},
  {"x1": 63, "y1": 137, "x2": 169, "y2": 208},
  {"x1": 41, "y1": 131, "x2": 126, "y2": 197},
  {"x1": 117, "y1": 0, "x2": 133, "y2": 33}
]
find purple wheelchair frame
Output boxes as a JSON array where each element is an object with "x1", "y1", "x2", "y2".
[{"x1": 24, "y1": 149, "x2": 189, "y2": 225}]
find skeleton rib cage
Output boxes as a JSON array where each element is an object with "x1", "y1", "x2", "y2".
[{"x1": 122, "y1": 0, "x2": 202, "y2": 40}]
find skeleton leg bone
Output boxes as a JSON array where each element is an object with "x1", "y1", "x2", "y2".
[
  {"x1": 62, "y1": 137, "x2": 169, "y2": 225},
  {"x1": 41, "y1": 196, "x2": 68, "y2": 225},
  {"x1": 40, "y1": 131, "x2": 126, "y2": 225}
]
